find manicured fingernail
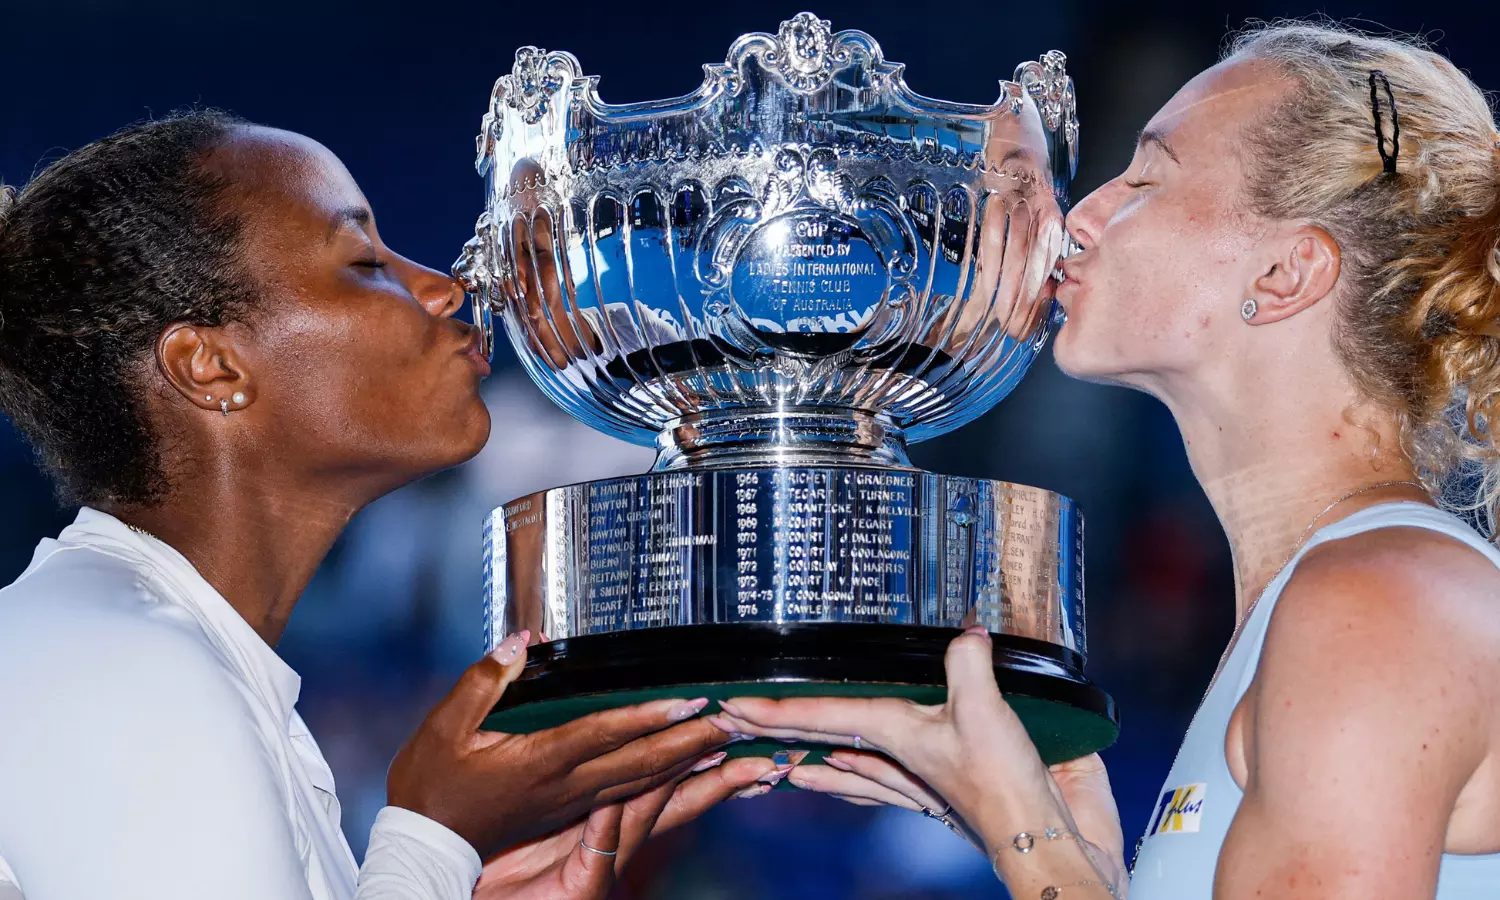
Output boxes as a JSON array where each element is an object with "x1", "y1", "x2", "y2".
[
  {"x1": 733, "y1": 783, "x2": 772, "y2": 800},
  {"x1": 759, "y1": 765, "x2": 794, "y2": 786},
  {"x1": 730, "y1": 732, "x2": 756, "y2": 743},
  {"x1": 719, "y1": 699, "x2": 747, "y2": 717},
  {"x1": 964, "y1": 624, "x2": 989, "y2": 635},
  {"x1": 668, "y1": 698, "x2": 710, "y2": 722},
  {"x1": 825, "y1": 755, "x2": 855, "y2": 771},
  {"x1": 691, "y1": 751, "x2": 728, "y2": 773},
  {"x1": 489, "y1": 631, "x2": 530, "y2": 665}
]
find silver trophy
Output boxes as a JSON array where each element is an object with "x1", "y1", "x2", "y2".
[{"x1": 455, "y1": 13, "x2": 1115, "y2": 764}]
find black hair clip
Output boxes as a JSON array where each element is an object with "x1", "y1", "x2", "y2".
[{"x1": 1369, "y1": 70, "x2": 1400, "y2": 174}]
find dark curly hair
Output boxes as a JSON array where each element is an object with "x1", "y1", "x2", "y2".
[{"x1": 0, "y1": 110, "x2": 255, "y2": 507}]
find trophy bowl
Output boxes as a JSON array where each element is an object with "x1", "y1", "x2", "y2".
[{"x1": 456, "y1": 12, "x2": 1117, "y2": 766}]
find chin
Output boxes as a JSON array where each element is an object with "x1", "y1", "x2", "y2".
[
  {"x1": 423, "y1": 398, "x2": 493, "y2": 473},
  {"x1": 1051, "y1": 318, "x2": 1095, "y2": 377},
  {"x1": 1052, "y1": 320, "x2": 1133, "y2": 386},
  {"x1": 454, "y1": 398, "x2": 493, "y2": 462}
]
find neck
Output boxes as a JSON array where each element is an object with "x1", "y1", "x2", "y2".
[
  {"x1": 1161, "y1": 372, "x2": 1426, "y2": 622},
  {"x1": 104, "y1": 464, "x2": 377, "y2": 647}
]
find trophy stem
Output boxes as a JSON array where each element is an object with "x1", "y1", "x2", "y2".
[{"x1": 652, "y1": 406, "x2": 912, "y2": 471}]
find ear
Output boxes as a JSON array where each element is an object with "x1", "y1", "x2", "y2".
[
  {"x1": 156, "y1": 322, "x2": 255, "y2": 415},
  {"x1": 1243, "y1": 225, "x2": 1341, "y2": 325}
]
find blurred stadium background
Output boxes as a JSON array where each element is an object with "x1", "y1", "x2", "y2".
[{"x1": 2, "y1": 1, "x2": 1491, "y2": 896}]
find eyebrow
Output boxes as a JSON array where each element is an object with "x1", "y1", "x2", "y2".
[
  {"x1": 325, "y1": 206, "x2": 372, "y2": 244},
  {"x1": 1137, "y1": 128, "x2": 1181, "y2": 165},
  {"x1": 997, "y1": 147, "x2": 1035, "y2": 166}
]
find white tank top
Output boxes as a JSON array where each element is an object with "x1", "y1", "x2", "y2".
[{"x1": 1129, "y1": 502, "x2": 1500, "y2": 898}]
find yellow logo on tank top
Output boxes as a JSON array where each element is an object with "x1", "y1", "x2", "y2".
[{"x1": 1148, "y1": 783, "x2": 1207, "y2": 836}]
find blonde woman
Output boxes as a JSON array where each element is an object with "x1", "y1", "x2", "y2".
[{"x1": 708, "y1": 22, "x2": 1500, "y2": 899}]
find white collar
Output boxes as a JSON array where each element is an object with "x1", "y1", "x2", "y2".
[{"x1": 53, "y1": 507, "x2": 303, "y2": 726}]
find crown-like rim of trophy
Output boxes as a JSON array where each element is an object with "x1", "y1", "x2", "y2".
[{"x1": 471, "y1": 12, "x2": 1079, "y2": 188}]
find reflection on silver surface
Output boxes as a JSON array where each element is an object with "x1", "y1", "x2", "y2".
[
  {"x1": 455, "y1": 13, "x2": 1077, "y2": 467},
  {"x1": 484, "y1": 467, "x2": 1085, "y2": 652},
  {"x1": 461, "y1": 15, "x2": 1090, "y2": 665}
]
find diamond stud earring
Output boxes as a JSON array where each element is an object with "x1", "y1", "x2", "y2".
[{"x1": 1240, "y1": 298, "x2": 1258, "y2": 321}]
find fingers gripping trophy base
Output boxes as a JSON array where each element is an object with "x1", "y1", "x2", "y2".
[
  {"x1": 481, "y1": 466, "x2": 1119, "y2": 773},
  {"x1": 480, "y1": 623, "x2": 1119, "y2": 777}
]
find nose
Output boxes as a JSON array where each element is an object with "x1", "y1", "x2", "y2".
[
  {"x1": 1064, "y1": 181, "x2": 1113, "y2": 250},
  {"x1": 407, "y1": 259, "x2": 465, "y2": 319}
]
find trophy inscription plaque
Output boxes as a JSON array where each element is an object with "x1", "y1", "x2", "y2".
[{"x1": 454, "y1": 13, "x2": 1117, "y2": 763}]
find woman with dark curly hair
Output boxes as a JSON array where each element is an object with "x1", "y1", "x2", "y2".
[{"x1": 0, "y1": 113, "x2": 780, "y2": 900}]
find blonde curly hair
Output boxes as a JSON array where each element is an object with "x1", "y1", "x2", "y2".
[{"x1": 1230, "y1": 22, "x2": 1500, "y2": 534}]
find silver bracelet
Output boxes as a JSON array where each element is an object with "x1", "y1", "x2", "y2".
[
  {"x1": 1037, "y1": 881, "x2": 1116, "y2": 900},
  {"x1": 993, "y1": 827, "x2": 1124, "y2": 900}
]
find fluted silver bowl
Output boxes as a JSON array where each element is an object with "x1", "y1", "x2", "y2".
[{"x1": 455, "y1": 13, "x2": 1077, "y2": 470}]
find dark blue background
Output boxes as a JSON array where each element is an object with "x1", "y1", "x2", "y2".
[{"x1": 2, "y1": 2, "x2": 1491, "y2": 896}]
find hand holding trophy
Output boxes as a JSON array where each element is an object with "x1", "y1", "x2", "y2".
[{"x1": 454, "y1": 13, "x2": 1115, "y2": 769}]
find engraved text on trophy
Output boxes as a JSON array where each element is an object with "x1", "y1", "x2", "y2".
[{"x1": 731, "y1": 212, "x2": 886, "y2": 351}]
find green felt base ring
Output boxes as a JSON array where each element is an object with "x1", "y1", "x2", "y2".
[{"x1": 483, "y1": 680, "x2": 1119, "y2": 783}]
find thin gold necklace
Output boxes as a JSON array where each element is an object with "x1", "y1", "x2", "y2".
[
  {"x1": 1201, "y1": 478, "x2": 1426, "y2": 694},
  {"x1": 1129, "y1": 477, "x2": 1426, "y2": 873}
]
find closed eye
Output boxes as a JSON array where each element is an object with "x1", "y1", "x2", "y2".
[{"x1": 352, "y1": 258, "x2": 387, "y2": 270}]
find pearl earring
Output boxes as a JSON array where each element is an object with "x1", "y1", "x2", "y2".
[
  {"x1": 1240, "y1": 298, "x2": 1258, "y2": 321},
  {"x1": 231, "y1": 392, "x2": 246, "y2": 406}
]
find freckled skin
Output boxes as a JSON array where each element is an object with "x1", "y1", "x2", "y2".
[
  {"x1": 1048, "y1": 55, "x2": 1500, "y2": 900},
  {"x1": 1054, "y1": 61, "x2": 1281, "y2": 391}
]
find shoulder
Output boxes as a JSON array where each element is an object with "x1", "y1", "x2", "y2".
[
  {"x1": 1272, "y1": 522, "x2": 1500, "y2": 672},
  {"x1": 1219, "y1": 520, "x2": 1500, "y2": 893},
  {"x1": 0, "y1": 549, "x2": 303, "y2": 894},
  {"x1": 0, "y1": 543, "x2": 265, "y2": 750},
  {"x1": 1248, "y1": 521, "x2": 1500, "y2": 773}
]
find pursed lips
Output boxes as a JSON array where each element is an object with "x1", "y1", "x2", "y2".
[
  {"x1": 1054, "y1": 256, "x2": 1086, "y2": 313},
  {"x1": 1057, "y1": 257, "x2": 1082, "y2": 287},
  {"x1": 459, "y1": 328, "x2": 491, "y2": 377}
]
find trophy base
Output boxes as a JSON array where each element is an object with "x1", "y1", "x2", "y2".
[{"x1": 482, "y1": 623, "x2": 1117, "y2": 767}]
